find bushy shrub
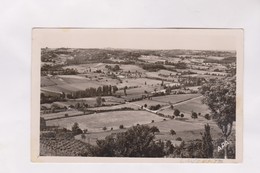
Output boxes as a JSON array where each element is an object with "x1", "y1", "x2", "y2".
[
  {"x1": 176, "y1": 137, "x2": 182, "y2": 141},
  {"x1": 174, "y1": 109, "x2": 180, "y2": 117},
  {"x1": 170, "y1": 129, "x2": 176, "y2": 135},
  {"x1": 191, "y1": 111, "x2": 198, "y2": 119},
  {"x1": 149, "y1": 104, "x2": 161, "y2": 110},
  {"x1": 72, "y1": 122, "x2": 83, "y2": 136},
  {"x1": 204, "y1": 114, "x2": 211, "y2": 120}
]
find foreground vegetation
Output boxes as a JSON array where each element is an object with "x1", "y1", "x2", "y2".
[{"x1": 40, "y1": 123, "x2": 235, "y2": 158}]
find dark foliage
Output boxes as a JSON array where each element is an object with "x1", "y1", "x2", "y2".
[
  {"x1": 149, "y1": 104, "x2": 161, "y2": 110},
  {"x1": 88, "y1": 125, "x2": 165, "y2": 157},
  {"x1": 72, "y1": 122, "x2": 83, "y2": 136},
  {"x1": 174, "y1": 109, "x2": 180, "y2": 117}
]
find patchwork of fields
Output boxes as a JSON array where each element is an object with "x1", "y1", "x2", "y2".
[
  {"x1": 40, "y1": 48, "x2": 236, "y2": 158},
  {"x1": 45, "y1": 93, "x2": 215, "y2": 145}
]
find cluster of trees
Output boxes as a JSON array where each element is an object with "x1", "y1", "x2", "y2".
[
  {"x1": 83, "y1": 124, "x2": 215, "y2": 158},
  {"x1": 204, "y1": 113, "x2": 211, "y2": 120},
  {"x1": 173, "y1": 109, "x2": 184, "y2": 118},
  {"x1": 105, "y1": 64, "x2": 120, "y2": 71},
  {"x1": 191, "y1": 111, "x2": 198, "y2": 119},
  {"x1": 203, "y1": 56, "x2": 236, "y2": 64},
  {"x1": 62, "y1": 68, "x2": 79, "y2": 75},
  {"x1": 141, "y1": 64, "x2": 166, "y2": 72},
  {"x1": 40, "y1": 93, "x2": 66, "y2": 104},
  {"x1": 165, "y1": 61, "x2": 187, "y2": 69},
  {"x1": 41, "y1": 48, "x2": 57, "y2": 62},
  {"x1": 179, "y1": 76, "x2": 204, "y2": 87},
  {"x1": 174, "y1": 62, "x2": 188, "y2": 69},
  {"x1": 87, "y1": 125, "x2": 165, "y2": 157},
  {"x1": 67, "y1": 85, "x2": 119, "y2": 99},
  {"x1": 149, "y1": 104, "x2": 161, "y2": 111},
  {"x1": 181, "y1": 70, "x2": 197, "y2": 75},
  {"x1": 41, "y1": 64, "x2": 79, "y2": 76}
]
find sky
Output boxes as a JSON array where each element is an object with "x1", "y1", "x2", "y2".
[{"x1": 34, "y1": 29, "x2": 242, "y2": 51}]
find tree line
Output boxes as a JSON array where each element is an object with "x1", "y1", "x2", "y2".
[
  {"x1": 67, "y1": 85, "x2": 119, "y2": 99},
  {"x1": 41, "y1": 85, "x2": 119, "y2": 103}
]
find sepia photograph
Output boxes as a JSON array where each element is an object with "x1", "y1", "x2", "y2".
[{"x1": 31, "y1": 29, "x2": 243, "y2": 163}]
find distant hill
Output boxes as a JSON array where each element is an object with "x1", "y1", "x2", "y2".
[{"x1": 41, "y1": 48, "x2": 236, "y2": 65}]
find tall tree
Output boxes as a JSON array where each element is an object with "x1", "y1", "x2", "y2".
[
  {"x1": 89, "y1": 87, "x2": 97, "y2": 97},
  {"x1": 96, "y1": 96, "x2": 102, "y2": 107},
  {"x1": 124, "y1": 86, "x2": 127, "y2": 96},
  {"x1": 72, "y1": 122, "x2": 83, "y2": 135},
  {"x1": 112, "y1": 86, "x2": 118, "y2": 94},
  {"x1": 201, "y1": 124, "x2": 214, "y2": 158},
  {"x1": 108, "y1": 85, "x2": 112, "y2": 95},
  {"x1": 97, "y1": 86, "x2": 102, "y2": 96},
  {"x1": 200, "y1": 77, "x2": 236, "y2": 158},
  {"x1": 102, "y1": 85, "x2": 108, "y2": 95}
]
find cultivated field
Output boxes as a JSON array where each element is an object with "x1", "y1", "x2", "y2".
[
  {"x1": 152, "y1": 93, "x2": 201, "y2": 103},
  {"x1": 41, "y1": 110, "x2": 83, "y2": 120},
  {"x1": 173, "y1": 96, "x2": 210, "y2": 115},
  {"x1": 157, "y1": 96, "x2": 210, "y2": 118},
  {"x1": 41, "y1": 75, "x2": 119, "y2": 94},
  {"x1": 118, "y1": 78, "x2": 162, "y2": 88},
  {"x1": 119, "y1": 64, "x2": 146, "y2": 73},
  {"x1": 87, "y1": 103, "x2": 140, "y2": 111},
  {"x1": 63, "y1": 63, "x2": 108, "y2": 73},
  {"x1": 46, "y1": 110, "x2": 166, "y2": 132},
  {"x1": 74, "y1": 115, "x2": 225, "y2": 145}
]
